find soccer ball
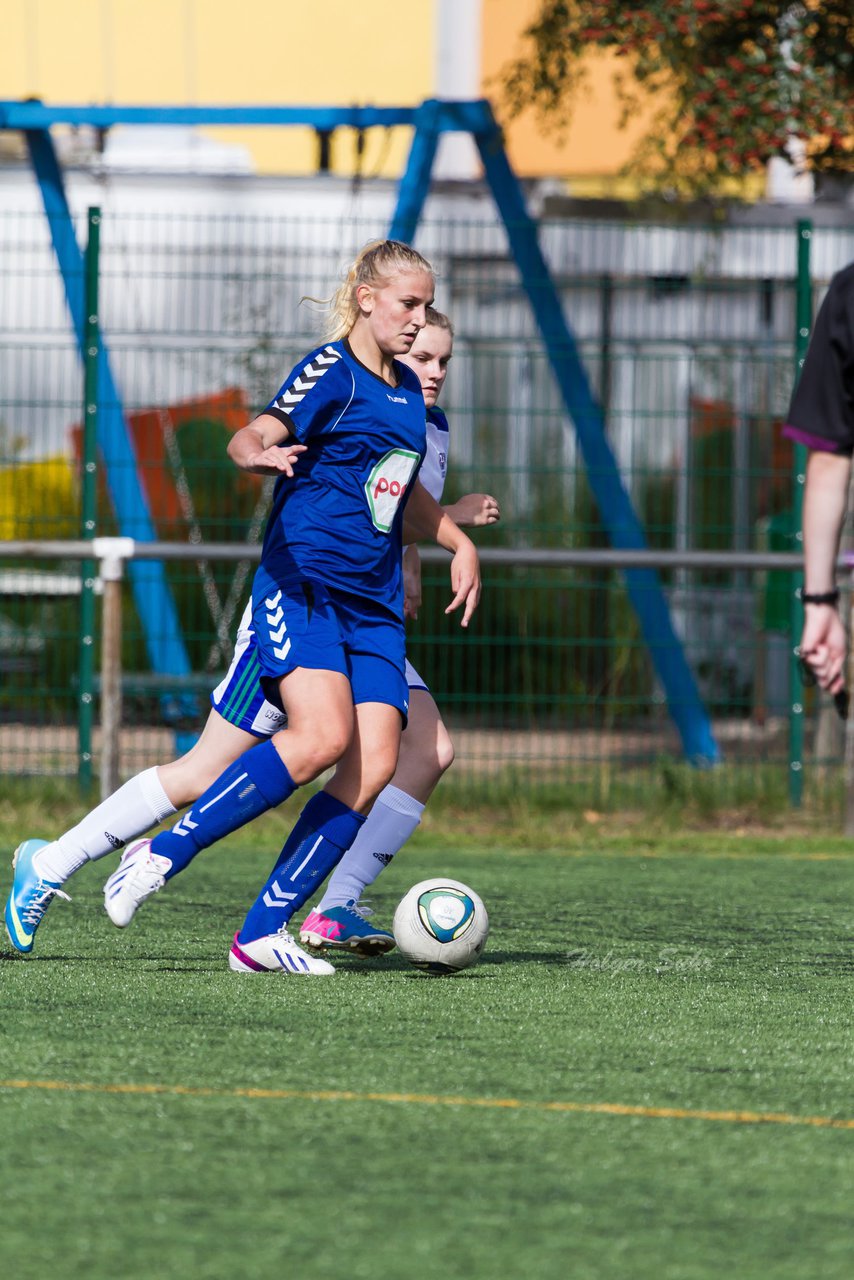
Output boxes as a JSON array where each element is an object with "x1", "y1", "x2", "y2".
[{"x1": 392, "y1": 878, "x2": 489, "y2": 976}]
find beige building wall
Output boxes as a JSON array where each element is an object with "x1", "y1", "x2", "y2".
[
  {"x1": 481, "y1": 0, "x2": 661, "y2": 189},
  {"x1": 1, "y1": 0, "x2": 651, "y2": 188}
]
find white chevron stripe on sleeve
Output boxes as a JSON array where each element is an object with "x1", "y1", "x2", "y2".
[{"x1": 274, "y1": 346, "x2": 340, "y2": 409}]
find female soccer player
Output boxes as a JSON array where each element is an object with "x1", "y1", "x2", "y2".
[
  {"x1": 299, "y1": 307, "x2": 500, "y2": 954},
  {"x1": 4, "y1": 307, "x2": 492, "y2": 963},
  {"x1": 5, "y1": 241, "x2": 480, "y2": 973}
]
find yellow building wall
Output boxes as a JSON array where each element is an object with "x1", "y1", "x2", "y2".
[
  {"x1": 1, "y1": 0, "x2": 652, "y2": 187},
  {"x1": 0, "y1": 0, "x2": 434, "y2": 176}
]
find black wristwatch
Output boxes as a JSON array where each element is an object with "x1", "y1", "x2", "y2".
[{"x1": 800, "y1": 589, "x2": 840, "y2": 606}]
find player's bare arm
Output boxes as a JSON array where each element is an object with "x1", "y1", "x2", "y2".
[
  {"x1": 403, "y1": 544, "x2": 422, "y2": 620},
  {"x1": 227, "y1": 411, "x2": 307, "y2": 476},
  {"x1": 404, "y1": 481, "x2": 481, "y2": 627},
  {"x1": 801, "y1": 449, "x2": 851, "y2": 693}
]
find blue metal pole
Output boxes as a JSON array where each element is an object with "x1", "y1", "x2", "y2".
[
  {"x1": 25, "y1": 128, "x2": 194, "y2": 690},
  {"x1": 389, "y1": 101, "x2": 442, "y2": 243},
  {"x1": 1, "y1": 102, "x2": 420, "y2": 130},
  {"x1": 13, "y1": 97, "x2": 717, "y2": 762},
  {"x1": 466, "y1": 103, "x2": 718, "y2": 763}
]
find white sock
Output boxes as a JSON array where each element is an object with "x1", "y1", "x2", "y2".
[
  {"x1": 316, "y1": 784, "x2": 425, "y2": 912},
  {"x1": 35, "y1": 767, "x2": 177, "y2": 884}
]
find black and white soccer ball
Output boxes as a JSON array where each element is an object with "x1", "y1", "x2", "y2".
[{"x1": 392, "y1": 878, "x2": 489, "y2": 975}]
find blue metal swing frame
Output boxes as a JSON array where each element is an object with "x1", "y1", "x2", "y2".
[{"x1": 0, "y1": 96, "x2": 718, "y2": 763}]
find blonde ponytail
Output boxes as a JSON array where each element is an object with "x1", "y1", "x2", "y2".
[{"x1": 325, "y1": 240, "x2": 434, "y2": 341}]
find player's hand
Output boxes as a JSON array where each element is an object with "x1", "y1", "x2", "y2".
[
  {"x1": 245, "y1": 443, "x2": 307, "y2": 476},
  {"x1": 445, "y1": 540, "x2": 481, "y2": 629},
  {"x1": 800, "y1": 604, "x2": 848, "y2": 693},
  {"x1": 447, "y1": 493, "x2": 501, "y2": 528},
  {"x1": 403, "y1": 546, "x2": 422, "y2": 621}
]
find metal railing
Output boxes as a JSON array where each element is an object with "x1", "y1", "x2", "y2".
[
  {"x1": 4, "y1": 205, "x2": 854, "y2": 809},
  {"x1": 3, "y1": 537, "x2": 848, "y2": 813}
]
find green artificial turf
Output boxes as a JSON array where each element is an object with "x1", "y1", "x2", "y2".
[{"x1": 1, "y1": 829, "x2": 852, "y2": 1280}]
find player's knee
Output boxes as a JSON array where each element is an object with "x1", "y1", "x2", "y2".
[
  {"x1": 366, "y1": 746, "x2": 400, "y2": 799},
  {"x1": 301, "y1": 719, "x2": 353, "y2": 774},
  {"x1": 435, "y1": 725, "x2": 455, "y2": 777}
]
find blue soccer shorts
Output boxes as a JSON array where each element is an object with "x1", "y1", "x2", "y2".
[{"x1": 212, "y1": 578, "x2": 410, "y2": 731}]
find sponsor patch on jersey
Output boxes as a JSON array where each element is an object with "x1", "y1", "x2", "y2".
[{"x1": 365, "y1": 448, "x2": 421, "y2": 533}]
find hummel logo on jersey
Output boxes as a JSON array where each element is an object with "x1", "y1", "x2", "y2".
[
  {"x1": 263, "y1": 879, "x2": 299, "y2": 909},
  {"x1": 387, "y1": 393, "x2": 408, "y2": 404},
  {"x1": 273, "y1": 346, "x2": 340, "y2": 410}
]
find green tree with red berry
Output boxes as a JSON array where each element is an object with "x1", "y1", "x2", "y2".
[{"x1": 502, "y1": 1, "x2": 854, "y2": 194}]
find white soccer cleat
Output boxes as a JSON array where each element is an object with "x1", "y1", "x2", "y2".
[
  {"x1": 228, "y1": 928, "x2": 335, "y2": 975},
  {"x1": 103, "y1": 839, "x2": 171, "y2": 927}
]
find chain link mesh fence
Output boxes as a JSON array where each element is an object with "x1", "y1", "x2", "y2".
[{"x1": 2, "y1": 186, "x2": 853, "y2": 807}]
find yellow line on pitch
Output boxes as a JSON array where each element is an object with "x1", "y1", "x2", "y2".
[
  {"x1": 522, "y1": 845, "x2": 853, "y2": 863},
  {"x1": 572, "y1": 849, "x2": 852, "y2": 863},
  {"x1": 1, "y1": 1079, "x2": 851, "y2": 1130}
]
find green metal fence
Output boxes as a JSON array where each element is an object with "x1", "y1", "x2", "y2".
[{"x1": 2, "y1": 196, "x2": 853, "y2": 808}]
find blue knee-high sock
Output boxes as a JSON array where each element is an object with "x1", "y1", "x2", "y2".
[
  {"x1": 238, "y1": 791, "x2": 365, "y2": 944},
  {"x1": 150, "y1": 740, "x2": 297, "y2": 878}
]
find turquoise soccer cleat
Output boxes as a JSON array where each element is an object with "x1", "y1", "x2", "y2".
[
  {"x1": 299, "y1": 901, "x2": 396, "y2": 957},
  {"x1": 4, "y1": 839, "x2": 70, "y2": 954}
]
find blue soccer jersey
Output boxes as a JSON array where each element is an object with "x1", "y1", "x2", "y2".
[{"x1": 257, "y1": 339, "x2": 427, "y2": 614}]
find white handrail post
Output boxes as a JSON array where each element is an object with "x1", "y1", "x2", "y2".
[{"x1": 93, "y1": 538, "x2": 134, "y2": 798}]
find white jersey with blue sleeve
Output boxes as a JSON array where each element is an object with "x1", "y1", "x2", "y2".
[
  {"x1": 419, "y1": 405, "x2": 449, "y2": 503},
  {"x1": 402, "y1": 404, "x2": 451, "y2": 696}
]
